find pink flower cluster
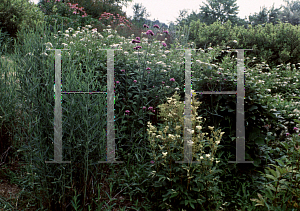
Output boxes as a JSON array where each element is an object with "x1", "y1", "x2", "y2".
[
  {"x1": 66, "y1": 2, "x2": 88, "y2": 17},
  {"x1": 133, "y1": 46, "x2": 142, "y2": 50},
  {"x1": 146, "y1": 30, "x2": 154, "y2": 36},
  {"x1": 286, "y1": 127, "x2": 300, "y2": 136},
  {"x1": 99, "y1": 12, "x2": 131, "y2": 28},
  {"x1": 132, "y1": 39, "x2": 141, "y2": 43},
  {"x1": 148, "y1": 107, "x2": 155, "y2": 112}
]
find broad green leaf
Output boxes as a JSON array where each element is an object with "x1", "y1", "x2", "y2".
[
  {"x1": 266, "y1": 183, "x2": 276, "y2": 192},
  {"x1": 249, "y1": 105, "x2": 258, "y2": 111},
  {"x1": 190, "y1": 202, "x2": 195, "y2": 209},
  {"x1": 266, "y1": 167, "x2": 277, "y2": 179}
]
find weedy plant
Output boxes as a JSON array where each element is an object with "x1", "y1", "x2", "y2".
[
  {"x1": 146, "y1": 91, "x2": 225, "y2": 210},
  {"x1": 251, "y1": 127, "x2": 300, "y2": 210}
]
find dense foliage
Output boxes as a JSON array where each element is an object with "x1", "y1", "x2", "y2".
[
  {"x1": 0, "y1": 0, "x2": 46, "y2": 54},
  {"x1": 0, "y1": 0, "x2": 300, "y2": 210},
  {"x1": 188, "y1": 20, "x2": 300, "y2": 69}
]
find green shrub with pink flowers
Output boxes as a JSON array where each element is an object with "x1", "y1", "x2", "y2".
[{"x1": 0, "y1": 1, "x2": 300, "y2": 210}]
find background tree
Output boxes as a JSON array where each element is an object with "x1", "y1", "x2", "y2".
[
  {"x1": 131, "y1": 3, "x2": 151, "y2": 28},
  {"x1": 248, "y1": 4, "x2": 283, "y2": 27},
  {"x1": 249, "y1": 6, "x2": 269, "y2": 26},
  {"x1": 174, "y1": 9, "x2": 191, "y2": 28},
  {"x1": 278, "y1": 0, "x2": 300, "y2": 25},
  {"x1": 198, "y1": 0, "x2": 240, "y2": 26},
  {"x1": 268, "y1": 4, "x2": 284, "y2": 25}
]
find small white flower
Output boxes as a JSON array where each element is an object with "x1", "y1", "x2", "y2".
[
  {"x1": 206, "y1": 154, "x2": 210, "y2": 158},
  {"x1": 107, "y1": 25, "x2": 111, "y2": 28},
  {"x1": 44, "y1": 42, "x2": 53, "y2": 49},
  {"x1": 196, "y1": 126, "x2": 202, "y2": 130},
  {"x1": 216, "y1": 160, "x2": 220, "y2": 164},
  {"x1": 168, "y1": 134, "x2": 176, "y2": 140},
  {"x1": 40, "y1": 52, "x2": 48, "y2": 56},
  {"x1": 61, "y1": 43, "x2": 68, "y2": 48},
  {"x1": 232, "y1": 40, "x2": 238, "y2": 44},
  {"x1": 215, "y1": 140, "x2": 220, "y2": 145},
  {"x1": 85, "y1": 25, "x2": 92, "y2": 29},
  {"x1": 162, "y1": 152, "x2": 167, "y2": 157},
  {"x1": 208, "y1": 126, "x2": 214, "y2": 130},
  {"x1": 200, "y1": 156, "x2": 204, "y2": 160},
  {"x1": 207, "y1": 47, "x2": 213, "y2": 50},
  {"x1": 175, "y1": 87, "x2": 180, "y2": 90},
  {"x1": 65, "y1": 30, "x2": 69, "y2": 33},
  {"x1": 111, "y1": 44, "x2": 119, "y2": 48},
  {"x1": 124, "y1": 51, "x2": 128, "y2": 55}
]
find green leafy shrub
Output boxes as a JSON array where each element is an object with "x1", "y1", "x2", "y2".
[
  {"x1": 187, "y1": 45, "x2": 282, "y2": 169},
  {"x1": 0, "y1": 0, "x2": 46, "y2": 53},
  {"x1": 146, "y1": 91, "x2": 224, "y2": 210},
  {"x1": 189, "y1": 20, "x2": 300, "y2": 70},
  {"x1": 65, "y1": 0, "x2": 127, "y2": 21},
  {"x1": 251, "y1": 128, "x2": 300, "y2": 210}
]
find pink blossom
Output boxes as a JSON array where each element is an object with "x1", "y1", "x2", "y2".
[
  {"x1": 146, "y1": 30, "x2": 154, "y2": 36},
  {"x1": 133, "y1": 46, "x2": 142, "y2": 50},
  {"x1": 170, "y1": 78, "x2": 175, "y2": 82},
  {"x1": 132, "y1": 39, "x2": 141, "y2": 43},
  {"x1": 133, "y1": 80, "x2": 137, "y2": 83}
]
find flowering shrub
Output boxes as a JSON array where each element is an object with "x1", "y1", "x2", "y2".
[
  {"x1": 146, "y1": 91, "x2": 225, "y2": 210},
  {"x1": 98, "y1": 12, "x2": 132, "y2": 29}
]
